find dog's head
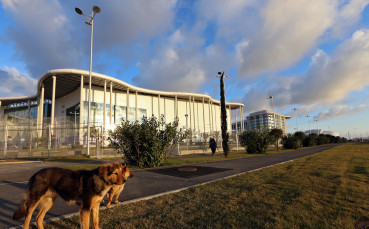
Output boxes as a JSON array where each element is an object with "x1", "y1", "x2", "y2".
[{"x1": 99, "y1": 161, "x2": 133, "y2": 185}]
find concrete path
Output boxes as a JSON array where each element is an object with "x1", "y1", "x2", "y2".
[{"x1": 0, "y1": 144, "x2": 342, "y2": 229}]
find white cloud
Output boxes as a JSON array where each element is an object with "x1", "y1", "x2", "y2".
[
  {"x1": 242, "y1": 29, "x2": 369, "y2": 116},
  {"x1": 0, "y1": 66, "x2": 37, "y2": 97},
  {"x1": 1, "y1": 0, "x2": 81, "y2": 77},
  {"x1": 237, "y1": 0, "x2": 337, "y2": 77},
  {"x1": 314, "y1": 104, "x2": 369, "y2": 120},
  {"x1": 0, "y1": 0, "x2": 178, "y2": 78},
  {"x1": 291, "y1": 29, "x2": 369, "y2": 104}
]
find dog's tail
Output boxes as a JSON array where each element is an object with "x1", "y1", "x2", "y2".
[
  {"x1": 13, "y1": 198, "x2": 27, "y2": 220},
  {"x1": 13, "y1": 172, "x2": 37, "y2": 221}
]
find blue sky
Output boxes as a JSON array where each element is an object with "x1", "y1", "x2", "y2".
[{"x1": 1, "y1": 0, "x2": 369, "y2": 138}]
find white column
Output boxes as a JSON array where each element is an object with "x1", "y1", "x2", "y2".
[
  {"x1": 51, "y1": 76, "x2": 56, "y2": 135},
  {"x1": 158, "y1": 94, "x2": 161, "y2": 119},
  {"x1": 192, "y1": 97, "x2": 196, "y2": 131},
  {"x1": 110, "y1": 82, "x2": 113, "y2": 124},
  {"x1": 189, "y1": 96, "x2": 192, "y2": 131},
  {"x1": 103, "y1": 80, "x2": 106, "y2": 130},
  {"x1": 174, "y1": 95, "x2": 178, "y2": 118},
  {"x1": 39, "y1": 84, "x2": 44, "y2": 134},
  {"x1": 202, "y1": 97, "x2": 205, "y2": 134},
  {"x1": 151, "y1": 96, "x2": 154, "y2": 117},
  {"x1": 214, "y1": 104, "x2": 217, "y2": 132},
  {"x1": 135, "y1": 91, "x2": 138, "y2": 121},
  {"x1": 235, "y1": 107, "x2": 238, "y2": 133},
  {"x1": 163, "y1": 97, "x2": 166, "y2": 123},
  {"x1": 211, "y1": 101, "x2": 214, "y2": 132},
  {"x1": 241, "y1": 106, "x2": 244, "y2": 132},
  {"x1": 227, "y1": 106, "x2": 232, "y2": 132},
  {"x1": 208, "y1": 100, "x2": 212, "y2": 133},
  {"x1": 126, "y1": 89, "x2": 129, "y2": 121}
]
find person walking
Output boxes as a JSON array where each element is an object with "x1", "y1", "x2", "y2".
[{"x1": 209, "y1": 138, "x2": 217, "y2": 156}]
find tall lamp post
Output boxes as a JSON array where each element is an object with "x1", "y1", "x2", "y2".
[
  {"x1": 75, "y1": 5, "x2": 100, "y2": 155},
  {"x1": 267, "y1": 96, "x2": 275, "y2": 128},
  {"x1": 293, "y1": 108, "x2": 299, "y2": 131},
  {"x1": 305, "y1": 115, "x2": 311, "y2": 134},
  {"x1": 315, "y1": 119, "x2": 319, "y2": 134}
]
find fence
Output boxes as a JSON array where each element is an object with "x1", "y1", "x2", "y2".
[{"x1": 0, "y1": 120, "x2": 242, "y2": 159}]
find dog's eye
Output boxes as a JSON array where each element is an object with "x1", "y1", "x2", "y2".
[{"x1": 113, "y1": 172, "x2": 118, "y2": 175}]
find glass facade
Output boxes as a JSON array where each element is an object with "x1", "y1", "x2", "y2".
[{"x1": 82, "y1": 101, "x2": 147, "y2": 125}]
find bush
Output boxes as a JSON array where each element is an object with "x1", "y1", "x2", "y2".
[
  {"x1": 294, "y1": 131, "x2": 306, "y2": 148},
  {"x1": 269, "y1": 128, "x2": 284, "y2": 151},
  {"x1": 282, "y1": 134, "x2": 300, "y2": 149},
  {"x1": 239, "y1": 129, "x2": 273, "y2": 154},
  {"x1": 317, "y1": 134, "x2": 329, "y2": 145},
  {"x1": 302, "y1": 133, "x2": 318, "y2": 147},
  {"x1": 108, "y1": 116, "x2": 185, "y2": 168}
]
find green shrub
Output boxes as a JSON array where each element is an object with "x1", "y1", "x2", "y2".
[
  {"x1": 282, "y1": 134, "x2": 300, "y2": 149},
  {"x1": 239, "y1": 129, "x2": 273, "y2": 154},
  {"x1": 108, "y1": 116, "x2": 185, "y2": 168},
  {"x1": 302, "y1": 133, "x2": 318, "y2": 147}
]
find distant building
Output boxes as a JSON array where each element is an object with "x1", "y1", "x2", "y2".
[
  {"x1": 304, "y1": 129, "x2": 340, "y2": 137},
  {"x1": 232, "y1": 110, "x2": 290, "y2": 134}
]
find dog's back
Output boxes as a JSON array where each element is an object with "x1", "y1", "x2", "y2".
[{"x1": 13, "y1": 167, "x2": 81, "y2": 221}]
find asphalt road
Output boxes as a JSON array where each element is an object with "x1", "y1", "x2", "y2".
[{"x1": 0, "y1": 144, "x2": 342, "y2": 229}]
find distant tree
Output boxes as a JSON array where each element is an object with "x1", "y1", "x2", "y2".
[
  {"x1": 281, "y1": 134, "x2": 300, "y2": 149},
  {"x1": 294, "y1": 131, "x2": 306, "y2": 148},
  {"x1": 218, "y1": 71, "x2": 229, "y2": 157},
  {"x1": 239, "y1": 129, "x2": 274, "y2": 154},
  {"x1": 317, "y1": 134, "x2": 329, "y2": 145},
  {"x1": 302, "y1": 133, "x2": 318, "y2": 147},
  {"x1": 269, "y1": 128, "x2": 284, "y2": 151}
]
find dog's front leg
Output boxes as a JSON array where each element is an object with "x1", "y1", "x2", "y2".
[
  {"x1": 80, "y1": 209, "x2": 90, "y2": 229},
  {"x1": 91, "y1": 205, "x2": 100, "y2": 229}
]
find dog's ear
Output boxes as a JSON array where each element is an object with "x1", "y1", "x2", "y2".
[{"x1": 99, "y1": 164, "x2": 110, "y2": 178}]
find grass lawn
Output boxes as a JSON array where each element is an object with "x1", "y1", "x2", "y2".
[{"x1": 41, "y1": 143, "x2": 369, "y2": 228}]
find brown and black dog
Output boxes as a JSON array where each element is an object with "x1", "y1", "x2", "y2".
[
  {"x1": 106, "y1": 164, "x2": 134, "y2": 208},
  {"x1": 13, "y1": 161, "x2": 133, "y2": 229}
]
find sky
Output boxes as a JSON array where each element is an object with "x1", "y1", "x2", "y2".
[{"x1": 1, "y1": 0, "x2": 369, "y2": 139}]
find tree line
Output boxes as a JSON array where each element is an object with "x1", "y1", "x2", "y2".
[{"x1": 239, "y1": 129, "x2": 347, "y2": 154}]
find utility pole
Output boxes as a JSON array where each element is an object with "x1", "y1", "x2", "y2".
[
  {"x1": 293, "y1": 108, "x2": 298, "y2": 131},
  {"x1": 306, "y1": 115, "x2": 310, "y2": 134}
]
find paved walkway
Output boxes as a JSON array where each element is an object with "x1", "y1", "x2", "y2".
[{"x1": 0, "y1": 144, "x2": 342, "y2": 229}]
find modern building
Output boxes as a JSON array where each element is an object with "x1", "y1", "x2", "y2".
[
  {"x1": 0, "y1": 69, "x2": 244, "y2": 146},
  {"x1": 232, "y1": 110, "x2": 290, "y2": 134}
]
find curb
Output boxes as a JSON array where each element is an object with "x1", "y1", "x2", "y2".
[
  {"x1": 9, "y1": 151, "x2": 317, "y2": 229},
  {"x1": 0, "y1": 160, "x2": 40, "y2": 165}
]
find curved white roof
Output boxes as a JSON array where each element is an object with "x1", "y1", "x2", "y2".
[{"x1": 0, "y1": 69, "x2": 244, "y2": 109}]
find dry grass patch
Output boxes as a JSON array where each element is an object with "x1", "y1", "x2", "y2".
[{"x1": 42, "y1": 143, "x2": 369, "y2": 228}]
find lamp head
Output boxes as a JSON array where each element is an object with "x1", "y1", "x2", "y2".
[
  {"x1": 93, "y1": 5, "x2": 101, "y2": 14},
  {"x1": 75, "y1": 7, "x2": 83, "y2": 15}
]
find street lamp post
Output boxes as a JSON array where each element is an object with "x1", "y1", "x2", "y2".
[
  {"x1": 267, "y1": 96, "x2": 275, "y2": 128},
  {"x1": 75, "y1": 5, "x2": 100, "y2": 155},
  {"x1": 306, "y1": 115, "x2": 311, "y2": 134},
  {"x1": 315, "y1": 119, "x2": 319, "y2": 134},
  {"x1": 293, "y1": 108, "x2": 299, "y2": 132}
]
